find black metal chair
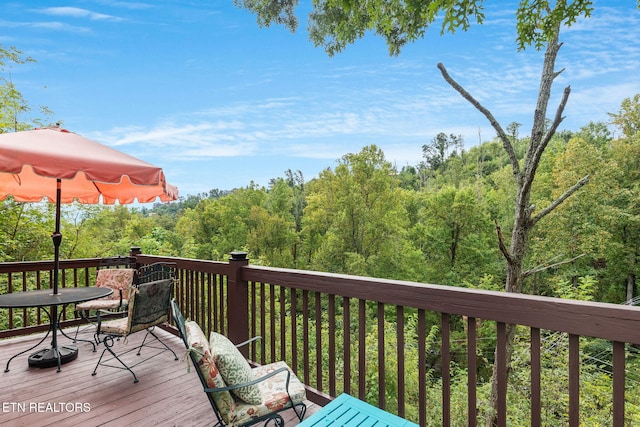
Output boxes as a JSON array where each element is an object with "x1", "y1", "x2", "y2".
[
  {"x1": 137, "y1": 261, "x2": 177, "y2": 284},
  {"x1": 74, "y1": 261, "x2": 177, "y2": 344},
  {"x1": 171, "y1": 299, "x2": 307, "y2": 427},
  {"x1": 91, "y1": 278, "x2": 178, "y2": 383},
  {"x1": 73, "y1": 266, "x2": 136, "y2": 344},
  {"x1": 73, "y1": 256, "x2": 138, "y2": 344}
]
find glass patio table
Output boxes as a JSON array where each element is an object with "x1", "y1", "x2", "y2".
[{"x1": 0, "y1": 287, "x2": 113, "y2": 372}]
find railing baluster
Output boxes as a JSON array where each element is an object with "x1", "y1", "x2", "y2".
[
  {"x1": 269, "y1": 283, "x2": 276, "y2": 362},
  {"x1": 9, "y1": 272, "x2": 15, "y2": 329},
  {"x1": 343, "y1": 296, "x2": 351, "y2": 395},
  {"x1": 569, "y1": 333, "x2": 580, "y2": 426},
  {"x1": 206, "y1": 273, "x2": 212, "y2": 338},
  {"x1": 212, "y1": 272, "x2": 217, "y2": 335},
  {"x1": 303, "y1": 289, "x2": 310, "y2": 385},
  {"x1": 260, "y1": 282, "x2": 266, "y2": 365},
  {"x1": 328, "y1": 293, "x2": 336, "y2": 396},
  {"x1": 290, "y1": 288, "x2": 298, "y2": 373},
  {"x1": 531, "y1": 327, "x2": 541, "y2": 427},
  {"x1": 219, "y1": 274, "x2": 226, "y2": 335},
  {"x1": 497, "y1": 322, "x2": 507, "y2": 427},
  {"x1": 250, "y1": 281, "x2": 257, "y2": 359},
  {"x1": 280, "y1": 286, "x2": 286, "y2": 361},
  {"x1": 185, "y1": 269, "x2": 192, "y2": 321},
  {"x1": 397, "y1": 305, "x2": 405, "y2": 418},
  {"x1": 378, "y1": 302, "x2": 385, "y2": 409},
  {"x1": 36, "y1": 271, "x2": 42, "y2": 325},
  {"x1": 467, "y1": 316, "x2": 477, "y2": 427},
  {"x1": 359, "y1": 298, "x2": 366, "y2": 401},
  {"x1": 21, "y1": 271, "x2": 27, "y2": 326},
  {"x1": 419, "y1": 309, "x2": 427, "y2": 427},
  {"x1": 612, "y1": 340, "x2": 625, "y2": 427},
  {"x1": 315, "y1": 291, "x2": 323, "y2": 391},
  {"x1": 199, "y1": 271, "x2": 205, "y2": 328},
  {"x1": 442, "y1": 313, "x2": 451, "y2": 427}
]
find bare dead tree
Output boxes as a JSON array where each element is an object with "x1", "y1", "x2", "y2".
[{"x1": 438, "y1": 24, "x2": 589, "y2": 427}]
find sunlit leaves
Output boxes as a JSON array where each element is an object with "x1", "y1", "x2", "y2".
[
  {"x1": 609, "y1": 93, "x2": 640, "y2": 139},
  {"x1": 235, "y1": 0, "x2": 603, "y2": 56},
  {"x1": 515, "y1": 0, "x2": 594, "y2": 51},
  {"x1": 233, "y1": 0, "x2": 299, "y2": 31}
]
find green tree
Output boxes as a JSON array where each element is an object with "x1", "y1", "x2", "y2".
[
  {"x1": 246, "y1": 178, "x2": 298, "y2": 266},
  {"x1": 599, "y1": 129, "x2": 640, "y2": 303},
  {"x1": 0, "y1": 44, "x2": 54, "y2": 132},
  {"x1": 412, "y1": 185, "x2": 497, "y2": 285},
  {"x1": 235, "y1": 0, "x2": 600, "y2": 56},
  {"x1": 0, "y1": 200, "x2": 53, "y2": 261},
  {"x1": 302, "y1": 145, "x2": 417, "y2": 278},
  {"x1": 176, "y1": 183, "x2": 268, "y2": 261},
  {"x1": 422, "y1": 132, "x2": 463, "y2": 172},
  {"x1": 609, "y1": 93, "x2": 640, "y2": 138}
]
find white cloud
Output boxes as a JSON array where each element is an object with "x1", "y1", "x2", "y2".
[
  {"x1": 96, "y1": 0, "x2": 154, "y2": 10},
  {"x1": 36, "y1": 7, "x2": 124, "y2": 22},
  {"x1": 0, "y1": 19, "x2": 91, "y2": 33}
]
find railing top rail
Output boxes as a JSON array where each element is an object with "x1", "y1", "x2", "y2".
[
  {"x1": 243, "y1": 265, "x2": 640, "y2": 345},
  {"x1": 0, "y1": 258, "x2": 105, "y2": 273},
  {"x1": 134, "y1": 254, "x2": 231, "y2": 275}
]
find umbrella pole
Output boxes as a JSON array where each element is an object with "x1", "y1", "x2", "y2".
[
  {"x1": 30, "y1": 179, "x2": 68, "y2": 370},
  {"x1": 28, "y1": 179, "x2": 77, "y2": 370},
  {"x1": 51, "y1": 179, "x2": 63, "y2": 369},
  {"x1": 52, "y1": 179, "x2": 62, "y2": 295}
]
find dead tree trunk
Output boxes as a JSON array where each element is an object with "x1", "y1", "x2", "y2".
[{"x1": 438, "y1": 22, "x2": 590, "y2": 426}]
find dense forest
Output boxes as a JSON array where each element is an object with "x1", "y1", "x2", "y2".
[
  {"x1": 2, "y1": 93, "x2": 639, "y2": 308},
  {"x1": 4, "y1": 95, "x2": 640, "y2": 425}
]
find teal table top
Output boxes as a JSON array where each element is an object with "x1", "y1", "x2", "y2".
[{"x1": 299, "y1": 393, "x2": 419, "y2": 427}]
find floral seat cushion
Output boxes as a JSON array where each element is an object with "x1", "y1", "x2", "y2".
[
  {"x1": 232, "y1": 361, "x2": 307, "y2": 426},
  {"x1": 97, "y1": 316, "x2": 129, "y2": 335},
  {"x1": 77, "y1": 298, "x2": 129, "y2": 311},
  {"x1": 185, "y1": 321, "x2": 236, "y2": 424},
  {"x1": 76, "y1": 268, "x2": 135, "y2": 311}
]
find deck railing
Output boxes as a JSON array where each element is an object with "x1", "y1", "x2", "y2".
[{"x1": 2, "y1": 250, "x2": 640, "y2": 426}]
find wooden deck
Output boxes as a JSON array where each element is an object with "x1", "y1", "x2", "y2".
[{"x1": 1, "y1": 326, "x2": 320, "y2": 426}]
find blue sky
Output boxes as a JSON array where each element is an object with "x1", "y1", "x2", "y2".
[{"x1": 2, "y1": 1, "x2": 639, "y2": 198}]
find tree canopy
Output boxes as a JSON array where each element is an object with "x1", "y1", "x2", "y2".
[{"x1": 234, "y1": 0, "x2": 604, "y2": 55}]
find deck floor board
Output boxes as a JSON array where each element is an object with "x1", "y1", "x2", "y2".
[{"x1": 1, "y1": 327, "x2": 319, "y2": 426}]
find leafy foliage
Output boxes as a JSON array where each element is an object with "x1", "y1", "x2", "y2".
[
  {"x1": 235, "y1": 0, "x2": 603, "y2": 56},
  {"x1": 0, "y1": 44, "x2": 54, "y2": 132}
]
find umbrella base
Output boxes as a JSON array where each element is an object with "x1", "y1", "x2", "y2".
[{"x1": 28, "y1": 345, "x2": 78, "y2": 369}]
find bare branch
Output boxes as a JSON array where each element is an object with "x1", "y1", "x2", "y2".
[
  {"x1": 494, "y1": 219, "x2": 513, "y2": 265},
  {"x1": 437, "y1": 63, "x2": 520, "y2": 178},
  {"x1": 553, "y1": 67, "x2": 565, "y2": 79},
  {"x1": 526, "y1": 27, "x2": 562, "y2": 164},
  {"x1": 530, "y1": 174, "x2": 590, "y2": 227},
  {"x1": 534, "y1": 85, "x2": 571, "y2": 164},
  {"x1": 524, "y1": 253, "x2": 586, "y2": 278}
]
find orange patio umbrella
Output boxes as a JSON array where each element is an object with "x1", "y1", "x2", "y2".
[{"x1": 0, "y1": 126, "x2": 179, "y2": 295}]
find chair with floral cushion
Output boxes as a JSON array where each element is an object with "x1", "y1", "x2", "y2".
[
  {"x1": 91, "y1": 278, "x2": 179, "y2": 383},
  {"x1": 73, "y1": 265, "x2": 137, "y2": 346},
  {"x1": 74, "y1": 261, "x2": 177, "y2": 344},
  {"x1": 171, "y1": 299, "x2": 307, "y2": 427}
]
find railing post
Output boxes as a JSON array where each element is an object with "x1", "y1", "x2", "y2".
[
  {"x1": 228, "y1": 251, "x2": 250, "y2": 356},
  {"x1": 129, "y1": 246, "x2": 141, "y2": 268}
]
